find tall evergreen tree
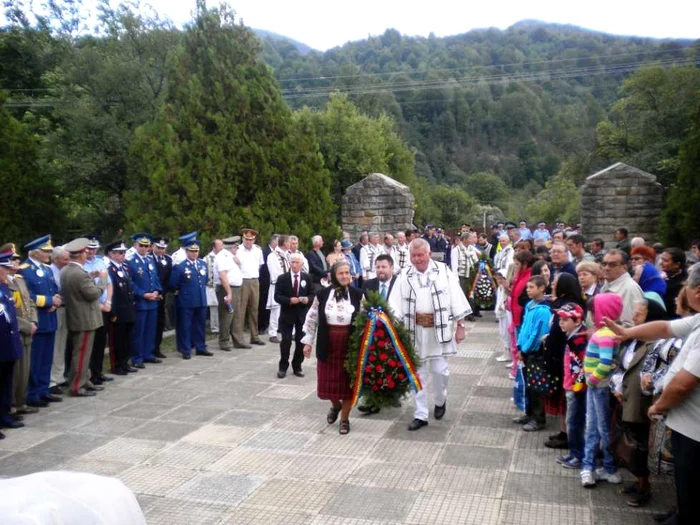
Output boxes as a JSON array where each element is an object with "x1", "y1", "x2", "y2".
[{"x1": 126, "y1": 3, "x2": 335, "y2": 244}]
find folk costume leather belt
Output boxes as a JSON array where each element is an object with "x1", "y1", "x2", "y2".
[{"x1": 415, "y1": 313, "x2": 435, "y2": 328}]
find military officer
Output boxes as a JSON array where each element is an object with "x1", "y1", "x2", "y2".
[
  {"x1": 3, "y1": 244, "x2": 39, "y2": 417},
  {"x1": 124, "y1": 233, "x2": 162, "y2": 368},
  {"x1": 20, "y1": 235, "x2": 62, "y2": 408},
  {"x1": 61, "y1": 238, "x2": 109, "y2": 397},
  {"x1": 84, "y1": 237, "x2": 113, "y2": 386},
  {"x1": 151, "y1": 236, "x2": 172, "y2": 359},
  {"x1": 169, "y1": 237, "x2": 211, "y2": 359},
  {"x1": 171, "y1": 231, "x2": 196, "y2": 266},
  {"x1": 0, "y1": 246, "x2": 24, "y2": 432},
  {"x1": 105, "y1": 241, "x2": 137, "y2": 375}
]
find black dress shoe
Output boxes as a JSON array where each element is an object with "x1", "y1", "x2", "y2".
[
  {"x1": 544, "y1": 435, "x2": 569, "y2": 449},
  {"x1": 434, "y1": 402, "x2": 446, "y2": 420},
  {"x1": 196, "y1": 350, "x2": 213, "y2": 356},
  {"x1": 0, "y1": 420, "x2": 24, "y2": 429},
  {"x1": 133, "y1": 363, "x2": 146, "y2": 369},
  {"x1": 250, "y1": 339, "x2": 266, "y2": 346},
  {"x1": 126, "y1": 366, "x2": 138, "y2": 372},
  {"x1": 16, "y1": 406, "x2": 39, "y2": 415},
  {"x1": 99, "y1": 375, "x2": 114, "y2": 382},
  {"x1": 154, "y1": 351, "x2": 167, "y2": 359},
  {"x1": 113, "y1": 369, "x2": 128, "y2": 376},
  {"x1": 86, "y1": 385, "x2": 105, "y2": 392},
  {"x1": 91, "y1": 378, "x2": 103, "y2": 386},
  {"x1": 408, "y1": 418, "x2": 428, "y2": 431},
  {"x1": 293, "y1": 370, "x2": 305, "y2": 378},
  {"x1": 41, "y1": 394, "x2": 63, "y2": 403},
  {"x1": 27, "y1": 400, "x2": 49, "y2": 408},
  {"x1": 234, "y1": 343, "x2": 252, "y2": 349},
  {"x1": 277, "y1": 370, "x2": 286, "y2": 378},
  {"x1": 144, "y1": 358, "x2": 162, "y2": 364},
  {"x1": 49, "y1": 385, "x2": 64, "y2": 395},
  {"x1": 70, "y1": 390, "x2": 97, "y2": 397},
  {"x1": 182, "y1": 354, "x2": 191, "y2": 360},
  {"x1": 11, "y1": 414, "x2": 24, "y2": 422},
  {"x1": 357, "y1": 404, "x2": 380, "y2": 414}
]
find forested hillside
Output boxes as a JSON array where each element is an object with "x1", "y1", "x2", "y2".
[{"x1": 1, "y1": 1, "x2": 699, "y2": 246}]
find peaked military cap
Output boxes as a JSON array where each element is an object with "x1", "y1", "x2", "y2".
[
  {"x1": 24, "y1": 235, "x2": 53, "y2": 252},
  {"x1": 64, "y1": 238, "x2": 90, "y2": 255},
  {"x1": 131, "y1": 233, "x2": 153, "y2": 246},
  {"x1": 241, "y1": 229, "x2": 258, "y2": 240},
  {"x1": 223, "y1": 236, "x2": 241, "y2": 247},
  {"x1": 86, "y1": 236, "x2": 101, "y2": 249},
  {"x1": 105, "y1": 240, "x2": 128, "y2": 253},
  {"x1": 153, "y1": 236, "x2": 170, "y2": 249},
  {"x1": 178, "y1": 232, "x2": 198, "y2": 245},
  {"x1": 0, "y1": 243, "x2": 14, "y2": 267},
  {"x1": 505, "y1": 221, "x2": 517, "y2": 229}
]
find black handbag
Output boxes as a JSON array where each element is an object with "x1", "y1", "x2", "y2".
[{"x1": 524, "y1": 348, "x2": 562, "y2": 397}]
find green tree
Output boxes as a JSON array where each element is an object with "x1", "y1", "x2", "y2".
[
  {"x1": 463, "y1": 172, "x2": 508, "y2": 206},
  {"x1": 0, "y1": 94, "x2": 62, "y2": 242},
  {"x1": 525, "y1": 172, "x2": 581, "y2": 225},
  {"x1": 126, "y1": 4, "x2": 335, "y2": 244},
  {"x1": 421, "y1": 185, "x2": 476, "y2": 227}
]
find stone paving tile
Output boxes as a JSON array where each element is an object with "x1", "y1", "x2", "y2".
[
  {"x1": 440, "y1": 444, "x2": 512, "y2": 470},
  {"x1": 148, "y1": 441, "x2": 231, "y2": 469},
  {"x1": 167, "y1": 471, "x2": 264, "y2": 505},
  {"x1": 587, "y1": 475, "x2": 676, "y2": 514},
  {"x1": 277, "y1": 454, "x2": 359, "y2": 483},
  {"x1": 448, "y1": 357, "x2": 489, "y2": 375},
  {"x1": 24, "y1": 432, "x2": 108, "y2": 457},
  {"x1": 119, "y1": 464, "x2": 198, "y2": 496},
  {"x1": 214, "y1": 409, "x2": 278, "y2": 427},
  {"x1": 459, "y1": 410, "x2": 514, "y2": 429},
  {"x1": 0, "y1": 452, "x2": 69, "y2": 477},
  {"x1": 83, "y1": 437, "x2": 169, "y2": 464},
  {"x1": 302, "y1": 434, "x2": 377, "y2": 459},
  {"x1": 383, "y1": 418, "x2": 453, "y2": 443},
  {"x1": 448, "y1": 425, "x2": 517, "y2": 448},
  {"x1": 498, "y1": 501, "x2": 592, "y2": 525},
  {"x1": 0, "y1": 428, "x2": 59, "y2": 451},
  {"x1": 207, "y1": 448, "x2": 295, "y2": 476},
  {"x1": 256, "y1": 383, "x2": 315, "y2": 400},
  {"x1": 272, "y1": 412, "x2": 334, "y2": 434},
  {"x1": 504, "y1": 471, "x2": 587, "y2": 506},
  {"x1": 124, "y1": 420, "x2": 199, "y2": 441},
  {"x1": 472, "y1": 385, "x2": 514, "y2": 398},
  {"x1": 510, "y1": 448, "x2": 581, "y2": 478},
  {"x1": 478, "y1": 374, "x2": 515, "y2": 388},
  {"x1": 182, "y1": 424, "x2": 258, "y2": 447},
  {"x1": 241, "y1": 429, "x2": 317, "y2": 452},
  {"x1": 321, "y1": 484, "x2": 417, "y2": 521},
  {"x1": 245, "y1": 478, "x2": 340, "y2": 513},
  {"x1": 56, "y1": 457, "x2": 133, "y2": 476},
  {"x1": 591, "y1": 507, "x2": 663, "y2": 525},
  {"x1": 26, "y1": 412, "x2": 98, "y2": 431},
  {"x1": 218, "y1": 505, "x2": 316, "y2": 525},
  {"x1": 143, "y1": 497, "x2": 233, "y2": 525},
  {"x1": 109, "y1": 402, "x2": 177, "y2": 420},
  {"x1": 465, "y1": 395, "x2": 519, "y2": 415},
  {"x1": 346, "y1": 459, "x2": 430, "y2": 491},
  {"x1": 368, "y1": 438, "x2": 443, "y2": 465},
  {"x1": 156, "y1": 405, "x2": 226, "y2": 424},
  {"x1": 141, "y1": 389, "x2": 199, "y2": 405},
  {"x1": 424, "y1": 465, "x2": 508, "y2": 497},
  {"x1": 406, "y1": 493, "x2": 502, "y2": 525},
  {"x1": 73, "y1": 416, "x2": 145, "y2": 437}
]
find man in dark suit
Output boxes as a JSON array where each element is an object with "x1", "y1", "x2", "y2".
[
  {"x1": 362, "y1": 254, "x2": 398, "y2": 300},
  {"x1": 274, "y1": 252, "x2": 313, "y2": 378},
  {"x1": 105, "y1": 241, "x2": 137, "y2": 375},
  {"x1": 168, "y1": 238, "x2": 211, "y2": 359},
  {"x1": 152, "y1": 237, "x2": 172, "y2": 358},
  {"x1": 307, "y1": 235, "x2": 329, "y2": 289},
  {"x1": 258, "y1": 234, "x2": 278, "y2": 335},
  {"x1": 359, "y1": 253, "x2": 398, "y2": 414}
]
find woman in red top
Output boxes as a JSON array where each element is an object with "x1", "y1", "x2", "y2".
[{"x1": 511, "y1": 251, "x2": 536, "y2": 333}]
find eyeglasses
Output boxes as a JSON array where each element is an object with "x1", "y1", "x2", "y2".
[{"x1": 600, "y1": 261, "x2": 622, "y2": 268}]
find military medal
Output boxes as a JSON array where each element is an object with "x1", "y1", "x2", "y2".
[{"x1": 36, "y1": 269, "x2": 44, "y2": 277}]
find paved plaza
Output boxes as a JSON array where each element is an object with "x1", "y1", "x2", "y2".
[{"x1": 0, "y1": 313, "x2": 675, "y2": 524}]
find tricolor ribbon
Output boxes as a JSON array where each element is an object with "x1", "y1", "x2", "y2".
[{"x1": 350, "y1": 306, "x2": 423, "y2": 406}]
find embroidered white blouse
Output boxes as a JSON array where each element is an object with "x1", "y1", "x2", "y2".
[{"x1": 301, "y1": 293, "x2": 355, "y2": 346}]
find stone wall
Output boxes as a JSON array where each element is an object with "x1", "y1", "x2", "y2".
[
  {"x1": 341, "y1": 173, "x2": 415, "y2": 239},
  {"x1": 580, "y1": 162, "x2": 664, "y2": 244}
]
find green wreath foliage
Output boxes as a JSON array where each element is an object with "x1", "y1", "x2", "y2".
[{"x1": 345, "y1": 290, "x2": 422, "y2": 408}]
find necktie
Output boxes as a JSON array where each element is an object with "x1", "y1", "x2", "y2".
[
  {"x1": 380, "y1": 283, "x2": 387, "y2": 299},
  {"x1": 294, "y1": 274, "x2": 299, "y2": 297}
]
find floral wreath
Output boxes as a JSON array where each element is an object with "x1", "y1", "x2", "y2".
[{"x1": 345, "y1": 291, "x2": 422, "y2": 408}]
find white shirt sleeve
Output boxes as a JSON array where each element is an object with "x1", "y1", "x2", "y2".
[{"x1": 301, "y1": 296, "x2": 320, "y2": 346}]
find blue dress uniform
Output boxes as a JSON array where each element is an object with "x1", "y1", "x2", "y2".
[
  {"x1": 169, "y1": 242, "x2": 208, "y2": 358},
  {"x1": 19, "y1": 235, "x2": 59, "y2": 405},
  {"x1": 124, "y1": 234, "x2": 162, "y2": 366},
  {"x1": 1, "y1": 247, "x2": 23, "y2": 428}
]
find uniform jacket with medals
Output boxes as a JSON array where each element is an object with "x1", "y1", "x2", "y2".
[
  {"x1": 60, "y1": 262, "x2": 107, "y2": 332},
  {"x1": 153, "y1": 253, "x2": 173, "y2": 294},
  {"x1": 169, "y1": 258, "x2": 208, "y2": 309},
  {"x1": 125, "y1": 253, "x2": 162, "y2": 311},
  {"x1": 108, "y1": 261, "x2": 135, "y2": 324},
  {"x1": 19, "y1": 258, "x2": 59, "y2": 333},
  {"x1": 8, "y1": 272, "x2": 37, "y2": 336},
  {"x1": 0, "y1": 283, "x2": 23, "y2": 362},
  {"x1": 390, "y1": 260, "x2": 471, "y2": 357}
]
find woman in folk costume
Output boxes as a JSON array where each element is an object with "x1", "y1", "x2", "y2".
[
  {"x1": 389, "y1": 238, "x2": 471, "y2": 431},
  {"x1": 302, "y1": 261, "x2": 364, "y2": 435}
]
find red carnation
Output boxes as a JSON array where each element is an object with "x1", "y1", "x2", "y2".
[
  {"x1": 397, "y1": 373, "x2": 405, "y2": 379},
  {"x1": 365, "y1": 365, "x2": 373, "y2": 373},
  {"x1": 375, "y1": 365, "x2": 384, "y2": 373},
  {"x1": 387, "y1": 380, "x2": 395, "y2": 389},
  {"x1": 376, "y1": 378, "x2": 383, "y2": 385},
  {"x1": 375, "y1": 329, "x2": 385, "y2": 338},
  {"x1": 377, "y1": 340, "x2": 387, "y2": 348},
  {"x1": 369, "y1": 345, "x2": 376, "y2": 350},
  {"x1": 388, "y1": 360, "x2": 397, "y2": 367},
  {"x1": 368, "y1": 354, "x2": 376, "y2": 362},
  {"x1": 371, "y1": 385, "x2": 378, "y2": 391},
  {"x1": 364, "y1": 377, "x2": 370, "y2": 384},
  {"x1": 379, "y1": 353, "x2": 388, "y2": 361}
]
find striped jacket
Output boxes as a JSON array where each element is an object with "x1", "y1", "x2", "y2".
[{"x1": 584, "y1": 327, "x2": 620, "y2": 387}]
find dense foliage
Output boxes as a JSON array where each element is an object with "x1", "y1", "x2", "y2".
[{"x1": 1, "y1": 0, "x2": 699, "y2": 246}]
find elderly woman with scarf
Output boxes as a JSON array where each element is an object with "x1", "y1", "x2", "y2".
[
  {"x1": 543, "y1": 273, "x2": 586, "y2": 449},
  {"x1": 609, "y1": 295, "x2": 666, "y2": 506},
  {"x1": 302, "y1": 261, "x2": 364, "y2": 434},
  {"x1": 631, "y1": 245, "x2": 667, "y2": 297}
]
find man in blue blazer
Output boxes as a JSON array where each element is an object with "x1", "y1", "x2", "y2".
[
  {"x1": 124, "y1": 233, "x2": 162, "y2": 368},
  {"x1": 169, "y1": 238, "x2": 212, "y2": 359},
  {"x1": 20, "y1": 235, "x2": 63, "y2": 407}
]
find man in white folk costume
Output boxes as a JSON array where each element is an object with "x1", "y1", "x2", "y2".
[{"x1": 389, "y1": 238, "x2": 471, "y2": 431}]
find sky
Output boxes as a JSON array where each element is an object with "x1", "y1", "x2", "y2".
[{"x1": 136, "y1": 0, "x2": 700, "y2": 50}]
